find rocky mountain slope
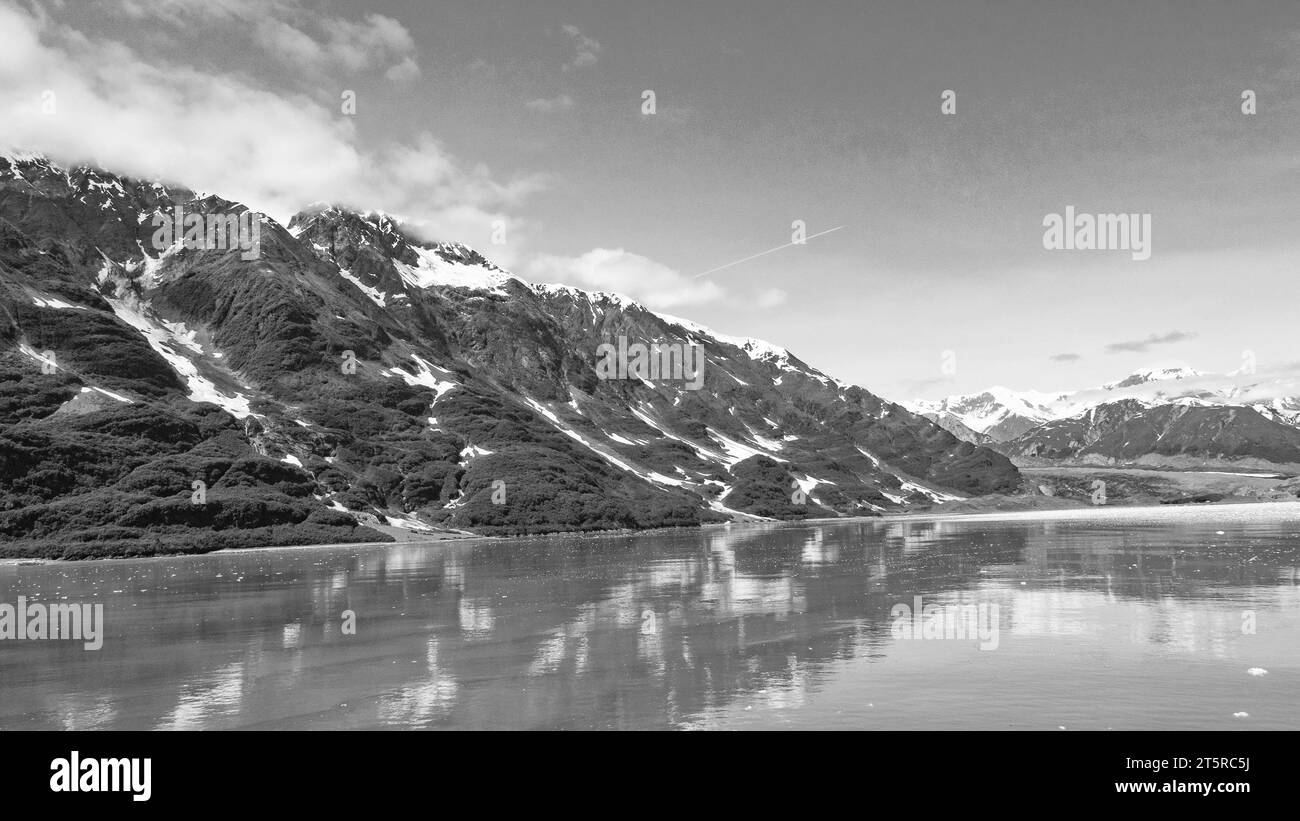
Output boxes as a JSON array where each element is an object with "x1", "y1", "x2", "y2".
[
  {"x1": 1001, "y1": 399, "x2": 1300, "y2": 471},
  {"x1": 0, "y1": 154, "x2": 1019, "y2": 557}
]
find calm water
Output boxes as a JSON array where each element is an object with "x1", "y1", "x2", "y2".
[{"x1": 3, "y1": 502, "x2": 1299, "y2": 730}]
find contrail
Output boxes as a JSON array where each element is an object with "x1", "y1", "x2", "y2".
[{"x1": 691, "y1": 225, "x2": 843, "y2": 279}]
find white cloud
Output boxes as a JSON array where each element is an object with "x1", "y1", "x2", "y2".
[
  {"x1": 112, "y1": 0, "x2": 419, "y2": 79},
  {"x1": 320, "y1": 13, "x2": 416, "y2": 73},
  {"x1": 385, "y1": 56, "x2": 421, "y2": 83},
  {"x1": 561, "y1": 24, "x2": 601, "y2": 70},
  {"x1": 0, "y1": 3, "x2": 695, "y2": 290},
  {"x1": 525, "y1": 94, "x2": 575, "y2": 113},
  {"x1": 254, "y1": 19, "x2": 329, "y2": 67},
  {"x1": 0, "y1": 1, "x2": 538, "y2": 265},
  {"x1": 755, "y1": 287, "x2": 787, "y2": 308},
  {"x1": 526, "y1": 248, "x2": 725, "y2": 308}
]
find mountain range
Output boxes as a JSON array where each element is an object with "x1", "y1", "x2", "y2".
[
  {"x1": 0, "y1": 153, "x2": 1019, "y2": 558},
  {"x1": 906, "y1": 366, "x2": 1300, "y2": 471}
]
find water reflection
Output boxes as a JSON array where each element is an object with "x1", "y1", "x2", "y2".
[{"x1": 2, "y1": 503, "x2": 1299, "y2": 729}]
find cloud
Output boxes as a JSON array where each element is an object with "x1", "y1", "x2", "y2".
[
  {"x1": 525, "y1": 94, "x2": 575, "y2": 113},
  {"x1": 0, "y1": 1, "x2": 539, "y2": 264},
  {"x1": 112, "y1": 0, "x2": 419, "y2": 79},
  {"x1": 385, "y1": 56, "x2": 421, "y2": 83},
  {"x1": 755, "y1": 287, "x2": 787, "y2": 308},
  {"x1": 561, "y1": 23, "x2": 601, "y2": 70},
  {"x1": 0, "y1": 3, "x2": 694, "y2": 293},
  {"x1": 1105, "y1": 330, "x2": 1198, "y2": 353},
  {"x1": 1049, "y1": 353, "x2": 1081, "y2": 362},
  {"x1": 525, "y1": 248, "x2": 725, "y2": 309}
]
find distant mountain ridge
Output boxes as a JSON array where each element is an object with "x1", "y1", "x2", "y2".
[
  {"x1": 907, "y1": 365, "x2": 1300, "y2": 471},
  {"x1": 0, "y1": 153, "x2": 1019, "y2": 557}
]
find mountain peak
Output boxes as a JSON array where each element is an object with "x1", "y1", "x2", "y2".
[
  {"x1": 1103, "y1": 365, "x2": 1205, "y2": 390},
  {"x1": 289, "y1": 204, "x2": 515, "y2": 294},
  {"x1": 0, "y1": 147, "x2": 48, "y2": 167},
  {"x1": 0, "y1": 152, "x2": 1024, "y2": 556}
]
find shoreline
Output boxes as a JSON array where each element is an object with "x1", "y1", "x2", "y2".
[{"x1": 6, "y1": 497, "x2": 1299, "y2": 567}]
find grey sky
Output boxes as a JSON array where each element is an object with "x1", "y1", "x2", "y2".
[{"x1": 3, "y1": 0, "x2": 1298, "y2": 400}]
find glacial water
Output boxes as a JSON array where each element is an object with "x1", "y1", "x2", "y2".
[{"x1": 2, "y1": 502, "x2": 1298, "y2": 730}]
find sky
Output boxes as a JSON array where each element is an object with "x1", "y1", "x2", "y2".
[{"x1": 2, "y1": 0, "x2": 1299, "y2": 402}]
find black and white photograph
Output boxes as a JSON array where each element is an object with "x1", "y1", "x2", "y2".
[{"x1": 0, "y1": 0, "x2": 1294, "y2": 798}]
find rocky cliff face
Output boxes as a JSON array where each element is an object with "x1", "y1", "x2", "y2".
[{"x1": 0, "y1": 155, "x2": 1020, "y2": 557}]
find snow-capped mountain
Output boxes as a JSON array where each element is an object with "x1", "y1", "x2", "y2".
[
  {"x1": 910, "y1": 365, "x2": 1300, "y2": 470},
  {"x1": 1101, "y1": 365, "x2": 1206, "y2": 391},
  {"x1": 909, "y1": 365, "x2": 1300, "y2": 439},
  {"x1": 903, "y1": 386, "x2": 1073, "y2": 443},
  {"x1": 0, "y1": 154, "x2": 1019, "y2": 557},
  {"x1": 1251, "y1": 396, "x2": 1300, "y2": 428},
  {"x1": 1001, "y1": 398, "x2": 1300, "y2": 470}
]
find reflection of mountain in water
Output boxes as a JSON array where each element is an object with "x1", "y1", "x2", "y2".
[{"x1": 2, "y1": 510, "x2": 1299, "y2": 729}]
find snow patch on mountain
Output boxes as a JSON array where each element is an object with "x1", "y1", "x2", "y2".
[
  {"x1": 457, "y1": 444, "x2": 493, "y2": 469},
  {"x1": 384, "y1": 512, "x2": 437, "y2": 532},
  {"x1": 742, "y1": 424, "x2": 785, "y2": 453},
  {"x1": 522, "y1": 397, "x2": 685, "y2": 488},
  {"x1": 531, "y1": 282, "x2": 638, "y2": 310},
  {"x1": 897, "y1": 478, "x2": 964, "y2": 503},
  {"x1": 29, "y1": 294, "x2": 86, "y2": 310},
  {"x1": 337, "y1": 268, "x2": 388, "y2": 307},
  {"x1": 396, "y1": 244, "x2": 514, "y2": 293},
  {"x1": 81, "y1": 386, "x2": 133, "y2": 403},
  {"x1": 653, "y1": 311, "x2": 794, "y2": 366},
  {"x1": 1102, "y1": 365, "x2": 1206, "y2": 390},
  {"x1": 103, "y1": 294, "x2": 253, "y2": 418},
  {"x1": 630, "y1": 404, "x2": 727, "y2": 463},
  {"x1": 707, "y1": 484, "x2": 776, "y2": 521},
  {"x1": 793, "y1": 474, "x2": 833, "y2": 495},
  {"x1": 384, "y1": 354, "x2": 457, "y2": 401},
  {"x1": 855, "y1": 446, "x2": 882, "y2": 467},
  {"x1": 709, "y1": 428, "x2": 786, "y2": 466}
]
